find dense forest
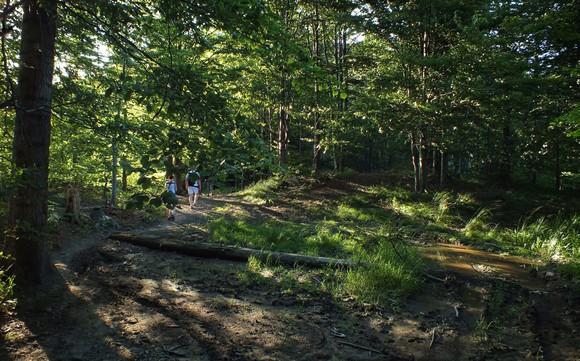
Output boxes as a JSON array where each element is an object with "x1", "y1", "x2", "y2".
[{"x1": 0, "y1": 1, "x2": 579, "y2": 360}]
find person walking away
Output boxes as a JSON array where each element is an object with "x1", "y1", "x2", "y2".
[
  {"x1": 165, "y1": 175, "x2": 178, "y2": 221},
  {"x1": 185, "y1": 169, "x2": 202, "y2": 208}
]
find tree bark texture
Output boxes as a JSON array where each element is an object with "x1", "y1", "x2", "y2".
[
  {"x1": 64, "y1": 185, "x2": 81, "y2": 225},
  {"x1": 411, "y1": 136, "x2": 420, "y2": 193},
  {"x1": 110, "y1": 135, "x2": 118, "y2": 207},
  {"x1": 9, "y1": 0, "x2": 57, "y2": 284},
  {"x1": 312, "y1": 111, "x2": 321, "y2": 173},
  {"x1": 440, "y1": 150, "x2": 447, "y2": 187},
  {"x1": 278, "y1": 101, "x2": 288, "y2": 165},
  {"x1": 554, "y1": 141, "x2": 562, "y2": 191},
  {"x1": 278, "y1": 73, "x2": 289, "y2": 166},
  {"x1": 174, "y1": 157, "x2": 185, "y2": 194},
  {"x1": 164, "y1": 155, "x2": 174, "y2": 178},
  {"x1": 311, "y1": 2, "x2": 321, "y2": 174},
  {"x1": 500, "y1": 123, "x2": 513, "y2": 185},
  {"x1": 121, "y1": 158, "x2": 128, "y2": 192}
]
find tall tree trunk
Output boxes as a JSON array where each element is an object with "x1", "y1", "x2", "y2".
[
  {"x1": 174, "y1": 157, "x2": 185, "y2": 194},
  {"x1": 121, "y1": 160, "x2": 128, "y2": 192},
  {"x1": 102, "y1": 174, "x2": 108, "y2": 205},
  {"x1": 440, "y1": 150, "x2": 447, "y2": 187},
  {"x1": 454, "y1": 154, "x2": 461, "y2": 177},
  {"x1": 8, "y1": 0, "x2": 57, "y2": 284},
  {"x1": 110, "y1": 60, "x2": 126, "y2": 208},
  {"x1": 419, "y1": 132, "x2": 428, "y2": 192},
  {"x1": 418, "y1": 146, "x2": 426, "y2": 192},
  {"x1": 164, "y1": 155, "x2": 173, "y2": 178},
  {"x1": 111, "y1": 136, "x2": 118, "y2": 207},
  {"x1": 278, "y1": 101, "x2": 288, "y2": 166},
  {"x1": 555, "y1": 141, "x2": 562, "y2": 191},
  {"x1": 500, "y1": 122, "x2": 513, "y2": 185},
  {"x1": 411, "y1": 135, "x2": 420, "y2": 192},
  {"x1": 312, "y1": 1, "x2": 321, "y2": 174},
  {"x1": 298, "y1": 115, "x2": 302, "y2": 153},
  {"x1": 312, "y1": 112, "x2": 321, "y2": 173},
  {"x1": 432, "y1": 148, "x2": 437, "y2": 176},
  {"x1": 332, "y1": 144, "x2": 338, "y2": 171},
  {"x1": 268, "y1": 107, "x2": 273, "y2": 151},
  {"x1": 260, "y1": 108, "x2": 267, "y2": 143}
]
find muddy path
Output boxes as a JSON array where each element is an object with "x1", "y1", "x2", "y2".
[{"x1": 1, "y1": 192, "x2": 579, "y2": 361}]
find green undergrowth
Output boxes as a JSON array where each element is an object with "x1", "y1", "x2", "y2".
[
  {"x1": 366, "y1": 184, "x2": 579, "y2": 267},
  {"x1": 465, "y1": 212, "x2": 580, "y2": 260},
  {"x1": 235, "y1": 174, "x2": 315, "y2": 205},
  {"x1": 238, "y1": 256, "x2": 326, "y2": 295},
  {"x1": 234, "y1": 239, "x2": 422, "y2": 304},
  {"x1": 342, "y1": 240, "x2": 423, "y2": 302},
  {"x1": 235, "y1": 177, "x2": 283, "y2": 205},
  {"x1": 208, "y1": 188, "x2": 425, "y2": 303},
  {"x1": 210, "y1": 176, "x2": 580, "y2": 303},
  {"x1": 208, "y1": 217, "x2": 358, "y2": 257},
  {"x1": 0, "y1": 250, "x2": 16, "y2": 312}
]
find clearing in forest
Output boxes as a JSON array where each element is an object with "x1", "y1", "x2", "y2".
[{"x1": 1, "y1": 176, "x2": 579, "y2": 361}]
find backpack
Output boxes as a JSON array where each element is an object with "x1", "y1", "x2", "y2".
[{"x1": 187, "y1": 172, "x2": 200, "y2": 187}]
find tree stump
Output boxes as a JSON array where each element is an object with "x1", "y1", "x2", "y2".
[{"x1": 64, "y1": 185, "x2": 81, "y2": 224}]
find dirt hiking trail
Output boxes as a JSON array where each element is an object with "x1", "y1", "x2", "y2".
[{"x1": 1, "y1": 186, "x2": 579, "y2": 361}]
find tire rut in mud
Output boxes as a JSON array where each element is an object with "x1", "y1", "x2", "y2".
[{"x1": 530, "y1": 284, "x2": 580, "y2": 361}]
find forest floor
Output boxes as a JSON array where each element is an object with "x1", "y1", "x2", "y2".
[{"x1": 1, "y1": 176, "x2": 579, "y2": 361}]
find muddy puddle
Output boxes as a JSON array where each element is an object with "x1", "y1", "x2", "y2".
[{"x1": 421, "y1": 243, "x2": 545, "y2": 290}]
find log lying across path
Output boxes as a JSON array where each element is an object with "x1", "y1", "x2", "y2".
[{"x1": 110, "y1": 232, "x2": 355, "y2": 268}]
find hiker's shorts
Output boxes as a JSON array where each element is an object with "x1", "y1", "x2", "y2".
[
  {"x1": 163, "y1": 192, "x2": 178, "y2": 209},
  {"x1": 188, "y1": 186, "x2": 199, "y2": 195}
]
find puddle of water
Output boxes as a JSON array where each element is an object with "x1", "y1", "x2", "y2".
[{"x1": 421, "y1": 243, "x2": 544, "y2": 290}]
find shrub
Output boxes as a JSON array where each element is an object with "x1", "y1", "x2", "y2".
[
  {"x1": 463, "y1": 208, "x2": 493, "y2": 235},
  {"x1": 0, "y1": 251, "x2": 16, "y2": 312}
]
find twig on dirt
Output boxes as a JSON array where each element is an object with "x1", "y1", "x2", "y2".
[
  {"x1": 423, "y1": 272, "x2": 446, "y2": 282},
  {"x1": 168, "y1": 344, "x2": 187, "y2": 352},
  {"x1": 329, "y1": 327, "x2": 346, "y2": 338},
  {"x1": 163, "y1": 343, "x2": 189, "y2": 356},
  {"x1": 337, "y1": 340, "x2": 384, "y2": 355},
  {"x1": 454, "y1": 305, "x2": 460, "y2": 318},
  {"x1": 429, "y1": 328, "x2": 437, "y2": 349},
  {"x1": 470, "y1": 263, "x2": 485, "y2": 275}
]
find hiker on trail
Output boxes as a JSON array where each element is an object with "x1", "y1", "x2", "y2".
[
  {"x1": 165, "y1": 175, "x2": 178, "y2": 221},
  {"x1": 185, "y1": 168, "x2": 202, "y2": 208}
]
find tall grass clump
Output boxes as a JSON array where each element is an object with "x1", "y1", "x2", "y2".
[
  {"x1": 0, "y1": 251, "x2": 16, "y2": 312},
  {"x1": 506, "y1": 215, "x2": 580, "y2": 261},
  {"x1": 305, "y1": 222, "x2": 356, "y2": 257},
  {"x1": 208, "y1": 217, "x2": 308, "y2": 253},
  {"x1": 456, "y1": 193, "x2": 477, "y2": 207},
  {"x1": 236, "y1": 176, "x2": 283, "y2": 205},
  {"x1": 368, "y1": 186, "x2": 412, "y2": 203},
  {"x1": 433, "y1": 191, "x2": 455, "y2": 223},
  {"x1": 463, "y1": 208, "x2": 493, "y2": 236},
  {"x1": 342, "y1": 239, "x2": 423, "y2": 303},
  {"x1": 208, "y1": 217, "x2": 358, "y2": 257},
  {"x1": 335, "y1": 203, "x2": 386, "y2": 224}
]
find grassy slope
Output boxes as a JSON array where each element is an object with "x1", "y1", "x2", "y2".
[{"x1": 205, "y1": 174, "x2": 580, "y2": 304}]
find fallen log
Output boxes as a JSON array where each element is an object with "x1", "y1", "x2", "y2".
[{"x1": 110, "y1": 232, "x2": 355, "y2": 268}]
